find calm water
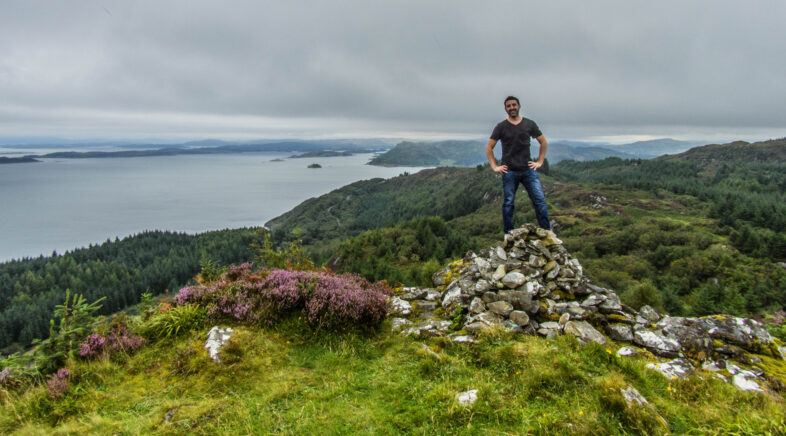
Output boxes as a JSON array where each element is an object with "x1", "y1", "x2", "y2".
[{"x1": 0, "y1": 153, "x2": 426, "y2": 261}]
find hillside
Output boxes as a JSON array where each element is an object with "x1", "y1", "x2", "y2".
[
  {"x1": 605, "y1": 138, "x2": 706, "y2": 159},
  {"x1": 367, "y1": 140, "x2": 631, "y2": 167},
  {"x1": 659, "y1": 137, "x2": 786, "y2": 165},
  {"x1": 1, "y1": 232, "x2": 784, "y2": 434},
  {"x1": 267, "y1": 140, "x2": 786, "y2": 320}
]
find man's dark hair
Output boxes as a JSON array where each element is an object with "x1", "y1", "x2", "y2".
[{"x1": 504, "y1": 96, "x2": 520, "y2": 105}]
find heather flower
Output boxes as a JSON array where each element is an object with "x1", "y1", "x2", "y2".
[
  {"x1": 78, "y1": 325, "x2": 145, "y2": 359},
  {"x1": 47, "y1": 368, "x2": 71, "y2": 399},
  {"x1": 171, "y1": 266, "x2": 390, "y2": 330}
]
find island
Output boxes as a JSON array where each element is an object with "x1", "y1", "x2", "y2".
[
  {"x1": 307, "y1": 163, "x2": 322, "y2": 168},
  {"x1": 0, "y1": 156, "x2": 41, "y2": 164}
]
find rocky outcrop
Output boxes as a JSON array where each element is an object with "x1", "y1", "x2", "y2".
[{"x1": 390, "y1": 223, "x2": 785, "y2": 392}]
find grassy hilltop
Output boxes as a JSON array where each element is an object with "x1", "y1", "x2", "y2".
[{"x1": 2, "y1": 138, "x2": 786, "y2": 434}]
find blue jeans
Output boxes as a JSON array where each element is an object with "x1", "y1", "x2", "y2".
[{"x1": 502, "y1": 168, "x2": 551, "y2": 233}]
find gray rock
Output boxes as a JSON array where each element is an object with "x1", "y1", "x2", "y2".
[
  {"x1": 704, "y1": 317, "x2": 773, "y2": 350},
  {"x1": 400, "y1": 287, "x2": 426, "y2": 301},
  {"x1": 566, "y1": 306, "x2": 589, "y2": 319},
  {"x1": 473, "y1": 279, "x2": 493, "y2": 295},
  {"x1": 501, "y1": 272, "x2": 526, "y2": 288},
  {"x1": 424, "y1": 288, "x2": 442, "y2": 301},
  {"x1": 391, "y1": 318, "x2": 411, "y2": 330},
  {"x1": 473, "y1": 257, "x2": 491, "y2": 273},
  {"x1": 558, "y1": 313, "x2": 570, "y2": 326},
  {"x1": 498, "y1": 290, "x2": 532, "y2": 310},
  {"x1": 732, "y1": 374, "x2": 763, "y2": 392},
  {"x1": 581, "y1": 294, "x2": 606, "y2": 307},
  {"x1": 638, "y1": 305, "x2": 661, "y2": 323},
  {"x1": 403, "y1": 320, "x2": 452, "y2": 337},
  {"x1": 416, "y1": 301, "x2": 437, "y2": 312},
  {"x1": 470, "y1": 311, "x2": 503, "y2": 327},
  {"x1": 441, "y1": 285, "x2": 461, "y2": 309},
  {"x1": 523, "y1": 281, "x2": 544, "y2": 298},
  {"x1": 487, "y1": 301, "x2": 514, "y2": 317},
  {"x1": 621, "y1": 386, "x2": 648, "y2": 405},
  {"x1": 634, "y1": 329, "x2": 682, "y2": 357},
  {"x1": 495, "y1": 246, "x2": 507, "y2": 261},
  {"x1": 457, "y1": 389, "x2": 478, "y2": 406},
  {"x1": 509, "y1": 310, "x2": 530, "y2": 326},
  {"x1": 545, "y1": 264, "x2": 561, "y2": 280},
  {"x1": 469, "y1": 297, "x2": 486, "y2": 314},
  {"x1": 528, "y1": 255, "x2": 546, "y2": 268},
  {"x1": 616, "y1": 346, "x2": 639, "y2": 357},
  {"x1": 599, "y1": 293, "x2": 622, "y2": 312},
  {"x1": 205, "y1": 326, "x2": 234, "y2": 363},
  {"x1": 481, "y1": 291, "x2": 498, "y2": 304},
  {"x1": 464, "y1": 322, "x2": 490, "y2": 334},
  {"x1": 450, "y1": 334, "x2": 476, "y2": 343},
  {"x1": 605, "y1": 324, "x2": 634, "y2": 342},
  {"x1": 432, "y1": 266, "x2": 451, "y2": 286},
  {"x1": 539, "y1": 321, "x2": 561, "y2": 330},
  {"x1": 564, "y1": 320, "x2": 607, "y2": 345},
  {"x1": 646, "y1": 358, "x2": 694, "y2": 379},
  {"x1": 390, "y1": 296, "x2": 412, "y2": 316}
]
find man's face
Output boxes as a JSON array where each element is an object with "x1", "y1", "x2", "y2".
[{"x1": 505, "y1": 100, "x2": 520, "y2": 118}]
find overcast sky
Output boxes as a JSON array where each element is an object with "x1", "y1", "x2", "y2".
[{"x1": 1, "y1": 0, "x2": 784, "y2": 143}]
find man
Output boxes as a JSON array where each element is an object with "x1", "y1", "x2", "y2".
[{"x1": 485, "y1": 96, "x2": 552, "y2": 234}]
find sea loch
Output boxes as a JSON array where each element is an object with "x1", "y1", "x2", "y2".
[{"x1": 0, "y1": 152, "x2": 426, "y2": 261}]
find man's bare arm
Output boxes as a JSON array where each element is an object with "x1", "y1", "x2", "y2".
[
  {"x1": 528, "y1": 135, "x2": 548, "y2": 170},
  {"x1": 486, "y1": 139, "x2": 507, "y2": 174}
]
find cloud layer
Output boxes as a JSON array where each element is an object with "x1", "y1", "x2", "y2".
[{"x1": 1, "y1": 0, "x2": 784, "y2": 141}]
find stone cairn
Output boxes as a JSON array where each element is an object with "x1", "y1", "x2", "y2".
[{"x1": 390, "y1": 224, "x2": 785, "y2": 392}]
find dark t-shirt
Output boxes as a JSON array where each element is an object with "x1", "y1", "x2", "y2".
[{"x1": 490, "y1": 117, "x2": 543, "y2": 171}]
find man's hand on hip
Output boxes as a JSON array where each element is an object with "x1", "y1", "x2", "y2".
[
  {"x1": 493, "y1": 164, "x2": 508, "y2": 174},
  {"x1": 528, "y1": 161, "x2": 542, "y2": 170}
]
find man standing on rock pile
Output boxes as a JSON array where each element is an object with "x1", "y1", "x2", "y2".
[{"x1": 485, "y1": 96, "x2": 552, "y2": 234}]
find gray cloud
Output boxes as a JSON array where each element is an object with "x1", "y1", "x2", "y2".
[{"x1": 0, "y1": 0, "x2": 784, "y2": 141}]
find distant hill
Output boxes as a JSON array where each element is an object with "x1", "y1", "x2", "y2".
[
  {"x1": 606, "y1": 138, "x2": 708, "y2": 158},
  {"x1": 658, "y1": 138, "x2": 786, "y2": 165},
  {"x1": 368, "y1": 140, "x2": 631, "y2": 167},
  {"x1": 15, "y1": 141, "x2": 384, "y2": 161}
]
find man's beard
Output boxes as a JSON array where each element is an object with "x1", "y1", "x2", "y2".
[{"x1": 508, "y1": 109, "x2": 519, "y2": 117}]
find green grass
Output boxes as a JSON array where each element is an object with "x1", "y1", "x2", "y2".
[{"x1": 2, "y1": 318, "x2": 784, "y2": 435}]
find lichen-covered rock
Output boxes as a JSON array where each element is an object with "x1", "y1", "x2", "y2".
[
  {"x1": 400, "y1": 287, "x2": 427, "y2": 301},
  {"x1": 564, "y1": 320, "x2": 606, "y2": 345},
  {"x1": 391, "y1": 318, "x2": 411, "y2": 330},
  {"x1": 205, "y1": 326, "x2": 233, "y2": 363},
  {"x1": 646, "y1": 358, "x2": 694, "y2": 379},
  {"x1": 634, "y1": 329, "x2": 681, "y2": 357},
  {"x1": 390, "y1": 297, "x2": 412, "y2": 316},
  {"x1": 457, "y1": 389, "x2": 478, "y2": 406},
  {"x1": 441, "y1": 284, "x2": 461, "y2": 309},
  {"x1": 638, "y1": 305, "x2": 661, "y2": 323},
  {"x1": 606, "y1": 324, "x2": 634, "y2": 342},
  {"x1": 621, "y1": 386, "x2": 648, "y2": 405}
]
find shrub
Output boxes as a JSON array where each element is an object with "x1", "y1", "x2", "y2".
[
  {"x1": 34, "y1": 290, "x2": 105, "y2": 375},
  {"x1": 46, "y1": 368, "x2": 71, "y2": 399},
  {"x1": 174, "y1": 265, "x2": 390, "y2": 331},
  {"x1": 141, "y1": 304, "x2": 208, "y2": 339},
  {"x1": 79, "y1": 324, "x2": 145, "y2": 359}
]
